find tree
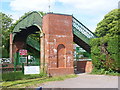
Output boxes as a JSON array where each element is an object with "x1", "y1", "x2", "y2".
[
  {"x1": 91, "y1": 9, "x2": 120, "y2": 72},
  {"x1": 95, "y1": 9, "x2": 120, "y2": 37},
  {"x1": 0, "y1": 12, "x2": 13, "y2": 57}
]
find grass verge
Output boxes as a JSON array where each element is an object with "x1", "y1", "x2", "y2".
[
  {"x1": 1, "y1": 71, "x2": 46, "y2": 81},
  {"x1": 2, "y1": 74, "x2": 77, "y2": 88}
]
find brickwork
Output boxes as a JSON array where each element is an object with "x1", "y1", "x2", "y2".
[
  {"x1": 10, "y1": 13, "x2": 92, "y2": 76},
  {"x1": 76, "y1": 61, "x2": 93, "y2": 73},
  {"x1": 11, "y1": 40, "x2": 25, "y2": 63},
  {"x1": 42, "y1": 13, "x2": 74, "y2": 76}
]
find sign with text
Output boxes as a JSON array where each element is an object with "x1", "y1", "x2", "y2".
[
  {"x1": 19, "y1": 49, "x2": 27, "y2": 55},
  {"x1": 24, "y1": 66, "x2": 40, "y2": 75},
  {"x1": 19, "y1": 57, "x2": 27, "y2": 63}
]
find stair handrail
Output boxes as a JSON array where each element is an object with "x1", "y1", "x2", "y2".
[{"x1": 72, "y1": 16, "x2": 97, "y2": 38}]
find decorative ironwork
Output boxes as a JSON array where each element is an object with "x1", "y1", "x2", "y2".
[{"x1": 72, "y1": 17, "x2": 97, "y2": 39}]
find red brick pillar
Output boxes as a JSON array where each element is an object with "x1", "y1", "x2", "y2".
[
  {"x1": 10, "y1": 33, "x2": 13, "y2": 63},
  {"x1": 42, "y1": 13, "x2": 74, "y2": 76},
  {"x1": 40, "y1": 33, "x2": 45, "y2": 73}
]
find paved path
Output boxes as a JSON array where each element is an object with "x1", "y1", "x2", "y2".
[{"x1": 40, "y1": 73, "x2": 118, "y2": 88}]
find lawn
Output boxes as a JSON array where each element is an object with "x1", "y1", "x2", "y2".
[{"x1": 1, "y1": 72, "x2": 77, "y2": 88}]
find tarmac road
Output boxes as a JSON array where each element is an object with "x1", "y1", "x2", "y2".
[{"x1": 39, "y1": 73, "x2": 118, "y2": 88}]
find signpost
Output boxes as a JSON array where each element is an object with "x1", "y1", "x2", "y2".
[
  {"x1": 19, "y1": 49, "x2": 28, "y2": 64},
  {"x1": 19, "y1": 49, "x2": 28, "y2": 73},
  {"x1": 14, "y1": 49, "x2": 40, "y2": 75}
]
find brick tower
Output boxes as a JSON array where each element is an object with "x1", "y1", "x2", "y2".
[{"x1": 42, "y1": 13, "x2": 74, "y2": 76}]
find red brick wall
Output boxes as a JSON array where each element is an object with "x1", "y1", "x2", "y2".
[
  {"x1": 77, "y1": 61, "x2": 93, "y2": 73},
  {"x1": 42, "y1": 13, "x2": 74, "y2": 76},
  {"x1": 85, "y1": 61, "x2": 93, "y2": 73},
  {"x1": 10, "y1": 41, "x2": 25, "y2": 63}
]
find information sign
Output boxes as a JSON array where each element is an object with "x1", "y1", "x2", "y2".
[
  {"x1": 19, "y1": 57, "x2": 27, "y2": 63},
  {"x1": 24, "y1": 66, "x2": 40, "y2": 74}
]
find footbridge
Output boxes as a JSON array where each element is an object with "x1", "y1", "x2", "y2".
[{"x1": 10, "y1": 11, "x2": 96, "y2": 76}]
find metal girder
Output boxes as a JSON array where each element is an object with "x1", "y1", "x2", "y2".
[
  {"x1": 73, "y1": 26, "x2": 90, "y2": 45},
  {"x1": 27, "y1": 37, "x2": 40, "y2": 51},
  {"x1": 72, "y1": 17, "x2": 97, "y2": 39},
  {"x1": 72, "y1": 17, "x2": 97, "y2": 52},
  {"x1": 12, "y1": 11, "x2": 97, "y2": 53},
  {"x1": 12, "y1": 11, "x2": 43, "y2": 39},
  {"x1": 12, "y1": 11, "x2": 43, "y2": 51}
]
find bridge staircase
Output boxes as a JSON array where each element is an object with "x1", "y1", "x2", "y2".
[{"x1": 72, "y1": 17, "x2": 97, "y2": 53}]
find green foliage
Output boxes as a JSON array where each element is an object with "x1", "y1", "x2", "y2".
[
  {"x1": 95, "y1": 9, "x2": 120, "y2": 37},
  {"x1": 90, "y1": 38, "x2": 100, "y2": 46},
  {"x1": 91, "y1": 45, "x2": 100, "y2": 54},
  {"x1": 0, "y1": 12, "x2": 13, "y2": 57},
  {"x1": 0, "y1": 12, "x2": 13, "y2": 31},
  {"x1": 107, "y1": 35, "x2": 119, "y2": 54},
  {"x1": 2, "y1": 71, "x2": 47, "y2": 81},
  {"x1": 90, "y1": 35, "x2": 120, "y2": 72},
  {"x1": 82, "y1": 52, "x2": 91, "y2": 58},
  {"x1": 107, "y1": 35, "x2": 120, "y2": 70},
  {"x1": 91, "y1": 9, "x2": 120, "y2": 74},
  {"x1": 91, "y1": 68, "x2": 119, "y2": 76},
  {"x1": 99, "y1": 36, "x2": 109, "y2": 45}
]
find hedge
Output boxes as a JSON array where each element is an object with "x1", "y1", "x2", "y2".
[{"x1": 90, "y1": 35, "x2": 120, "y2": 72}]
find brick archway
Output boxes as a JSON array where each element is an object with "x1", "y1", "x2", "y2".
[{"x1": 57, "y1": 44, "x2": 66, "y2": 68}]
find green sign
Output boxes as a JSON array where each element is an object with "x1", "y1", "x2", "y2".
[{"x1": 19, "y1": 57, "x2": 27, "y2": 63}]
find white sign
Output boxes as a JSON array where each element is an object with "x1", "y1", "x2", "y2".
[{"x1": 24, "y1": 66, "x2": 40, "y2": 75}]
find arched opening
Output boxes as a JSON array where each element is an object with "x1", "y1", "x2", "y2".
[
  {"x1": 13, "y1": 25, "x2": 41, "y2": 66},
  {"x1": 57, "y1": 44, "x2": 66, "y2": 68}
]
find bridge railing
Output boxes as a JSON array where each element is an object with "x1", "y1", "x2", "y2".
[{"x1": 72, "y1": 17, "x2": 97, "y2": 39}]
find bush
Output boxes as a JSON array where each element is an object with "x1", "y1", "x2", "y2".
[
  {"x1": 91, "y1": 68, "x2": 119, "y2": 76},
  {"x1": 90, "y1": 35, "x2": 120, "y2": 72}
]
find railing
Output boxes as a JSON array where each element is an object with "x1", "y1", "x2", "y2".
[{"x1": 72, "y1": 17, "x2": 97, "y2": 39}]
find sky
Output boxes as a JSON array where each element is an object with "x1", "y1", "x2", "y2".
[{"x1": 0, "y1": 0, "x2": 119, "y2": 32}]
